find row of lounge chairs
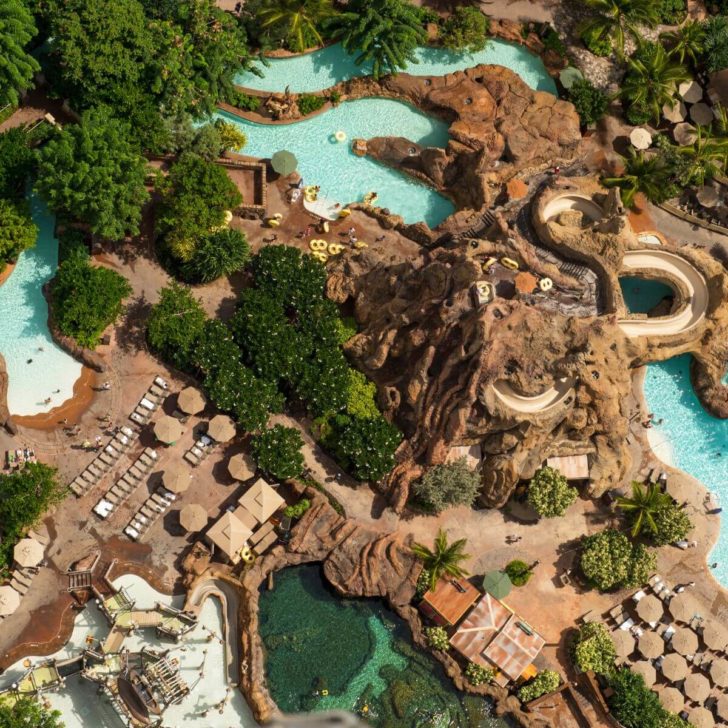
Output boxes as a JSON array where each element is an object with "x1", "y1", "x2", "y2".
[
  {"x1": 183, "y1": 435, "x2": 213, "y2": 467},
  {"x1": 124, "y1": 487, "x2": 178, "y2": 541},
  {"x1": 129, "y1": 377, "x2": 169, "y2": 426},
  {"x1": 93, "y1": 448, "x2": 158, "y2": 519},
  {"x1": 5, "y1": 448, "x2": 37, "y2": 469},
  {"x1": 69, "y1": 426, "x2": 138, "y2": 497}
]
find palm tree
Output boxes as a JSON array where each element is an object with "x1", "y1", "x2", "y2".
[
  {"x1": 620, "y1": 42, "x2": 691, "y2": 124},
  {"x1": 0, "y1": 0, "x2": 41, "y2": 108},
  {"x1": 676, "y1": 123, "x2": 728, "y2": 186},
  {"x1": 602, "y1": 148, "x2": 674, "y2": 207},
  {"x1": 580, "y1": 0, "x2": 660, "y2": 57},
  {"x1": 325, "y1": 0, "x2": 427, "y2": 80},
  {"x1": 257, "y1": 0, "x2": 334, "y2": 53},
  {"x1": 616, "y1": 481, "x2": 672, "y2": 537},
  {"x1": 661, "y1": 20, "x2": 706, "y2": 67},
  {"x1": 411, "y1": 529, "x2": 471, "y2": 591}
]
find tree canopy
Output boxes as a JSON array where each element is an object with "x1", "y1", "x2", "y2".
[
  {"x1": 0, "y1": 128, "x2": 36, "y2": 200},
  {"x1": 580, "y1": 528, "x2": 656, "y2": 591},
  {"x1": 572, "y1": 621, "x2": 616, "y2": 675},
  {"x1": 180, "y1": 228, "x2": 251, "y2": 283},
  {"x1": 249, "y1": 0, "x2": 335, "y2": 52},
  {"x1": 0, "y1": 1, "x2": 41, "y2": 108},
  {"x1": 413, "y1": 458, "x2": 481, "y2": 513},
  {"x1": 518, "y1": 670, "x2": 561, "y2": 703},
  {"x1": 251, "y1": 424, "x2": 305, "y2": 480},
  {"x1": 617, "y1": 481, "x2": 673, "y2": 537},
  {"x1": 440, "y1": 7, "x2": 490, "y2": 53},
  {"x1": 0, "y1": 200, "x2": 37, "y2": 269},
  {"x1": 411, "y1": 529, "x2": 471, "y2": 592},
  {"x1": 0, "y1": 697, "x2": 64, "y2": 728},
  {"x1": 35, "y1": 109, "x2": 149, "y2": 240},
  {"x1": 527, "y1": 466, "x2": 577, "y2": 518}
]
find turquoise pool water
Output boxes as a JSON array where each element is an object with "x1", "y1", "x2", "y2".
[
  {"x1": 236, "y1": 41, "x2": 557, "y2": 95},
  {"x1": 216, "y1": 100, "x2": 455, "y2": 227},
  {"x1": 259, "y1": 564, "x2": 510, "y2": 727},
  {"x1": 0, "y1": 193, "x2": 82, "y2": 415},
  {"x1": 643, "y1": 355, "x2": 728, "y2": 584},
  {"x1": 620, "y1": 277, "x2": 673, "y2": 314}
]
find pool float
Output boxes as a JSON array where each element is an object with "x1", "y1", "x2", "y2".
[
  {"x1": 354, "y1": 241, "x2": 368, "y2": 249},
  {"x1": 309, "y1": 239, "x2": 327, "y2": 251},
  {"x1": 501, "y1": 257, "x2": 519, "y2": 270},
  {"x1": 312, "y1": 251, "x2": 329, "y2": 263},
  {"x1": 334, "y1": 130, "x2": 347, "y2": 143},
  {"x1": 338, "y1": 209, "x2": 351, "y2": 218},
  {"x1": 273, "y1": 213, "x2": 283, "y2": 220},
  {"x1": 266, "y1": 218, "x2": 280, "y2": 227},
  {"x1": 321, "y1": 221, "x2": 330, "y2": 233},
  {"x1": 224, "y1": 210, "x2": 233, "y2": 224},
  {"x1": 482, "y1": 257, "x2": 497, "y2": 271},
  {"x1": 539, "y1": 277, "x2": 553, "y2": 291},
  {"x1": 327, "y1": 242, "x2": 344, "y2": 255},
  {"x1": 304, "y1": 185, "x2": 319, "y2": 202}
]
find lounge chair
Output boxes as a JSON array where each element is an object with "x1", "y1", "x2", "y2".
[
  {"x1": 130, "y1": 411, "x2": 149, "y2": 425},
  {"x1": 80, "y1": 471, "x2": 96, "y2": 484},
  {"x1": 619, "y1": 618, "x2": 635, "y2": 631},
  {"x1": 124, "y1": 526, "x2": 140, "y2": 541},
  {"x1": 154, "y1": 376, "x2": 169, "y2": 389},
  {"x1": 93, "y1": 499, "x2": 114, "y2": 519},
  {"x1": 99, "y1": 453, "x2": 116, "y2": 466},
  {"x1": 184, "y1": 451, "x2": 200, "y2": 466},
  {"x1": 139, "y1": 397, "x2": 157, "y2": 411},
  {"x1": 88, "y1": 463, "x2": 105, "y2": 477}
]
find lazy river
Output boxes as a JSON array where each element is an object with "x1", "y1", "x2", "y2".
[
  {"x1": 236, "y1": 40, "x2": 557, "y2": 95},
  {"x1": 216, "y1": 100, "x2": 456, "y2": 227},
  {"x1": 259, "y1": 564, "x2": 511, "y2": 727},
  {"x1": 0, "y1": 193, "x2": 82, "y2": 416}
]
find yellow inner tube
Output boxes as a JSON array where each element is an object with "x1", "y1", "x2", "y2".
[
  {"x1": 309, "y1": 239, "x2": 327, "y2": 251},
  {"x1": 267, "y1": 218, "x2": 280, "y2": 227},
  {"x1": 312, "y1": 251, "x2": 329, "y2": 263},
  {"x1": 338, "y1": 209, "x2": 351, "y2": 218},
  {"x1": 334, "y1": 131, "x2": 347, "y2": 142},
  {"x1": 539, "y1": 277, "x2": 553, "y2": 291},
  {"x1": 354, "y1": 241, "x2": 368, "y2": 249},
  {"x1": 327, "y1": 242, "x2": 344, "y2": 255},
  {"x1": 500, "y1": 257, "x2": 519, "y2": 270}
]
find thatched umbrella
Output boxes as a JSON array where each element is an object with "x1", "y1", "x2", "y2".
[
  {"x1": 673, "y1": 626, "x2": 699, "y2": 656},
  {"x1": 663, "y1": 100, "x2": 687, "y2": 123},
  {"x1": 674, "y1": 122, "x2": 698, "y2": 146},
  {"x1": 162, "y1": 465, "x2": 190, "y2": 494},
  {"x1": 13, "y1": 538, "x2": 44, "y2": 568},
  {"x1": 685, "y1": 672, "x2": 711, "y2": 703},
  {"x1": 710, "y1": 657, "x2": 728, "y2": 688},
  {"x1": 207, "y1": 415, "x2": 236, "y2": 443},
  {"x1": 679, "y1": 79, "x2": 703, "y2": 103},
  {"x1": 632, "y1": 661, "x2": 657, "y2": 687},
  {"x1": 688, "y1": 706, "x2": 715, "y2": 728},
  {"x1": 179, "y1": 504, "x2": 208, "y2": 532},
  {"x1": 690, "y1": 102, "x2": 714, "y2": 126},
  {"x1": 716, "y1": 694, "x2": 728, "y2": 721},
  {"x1": 630, "y1": 127, "x2": 652, "y2": 150},
  {"x1": 703, "y1": 621, "x2": 728, "y2": 652},
  {"x1": 656, "y1": 686, "x2": 683, "y2": 714},
  {"x1": 638, "y1": 631, "x2": 664, "y2": 659},
  {"x1": 177, "y1": 387, "x2": 206, "y2": 415},
  {"x1": 636, "y1": 595, "x2": 664, "y2": 624},
  {"x1": 227, "y1": 452, "x2": 256, "y2": 482},
  {"x1": 612, "y1": 630, "x2": 636, "y2": 659},
  {"x1": 0, "y1": 586, "x2": 20, "y2": 615},
  {"x1": 669, "y1": 592, "x2": 700, "y2": 622},
  {"x1": 662, "y1": 653, "x2": 688, "y2": 682},
  {"x1": 154, "y1": 415, "x2": 184, "y2": 444}
]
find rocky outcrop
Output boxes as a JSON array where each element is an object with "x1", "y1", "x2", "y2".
[{"x1": 0, "y1": 354, "x2": 17, "y2": 434}]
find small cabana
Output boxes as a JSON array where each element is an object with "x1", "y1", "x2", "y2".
[{"x1": 545, "y1": 455, "x2": 589, "y2": 481}]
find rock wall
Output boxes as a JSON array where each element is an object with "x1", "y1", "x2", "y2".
[{"x1": 0, "y1": 354, "x2": 17, "y2": 434}]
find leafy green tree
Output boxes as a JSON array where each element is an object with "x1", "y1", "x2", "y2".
[
  {"x1": 0, "y1": 463, "x2": 65, "y2": 571},
  {"x1": 651, "y1": 503, "x2": 693, "y2": 546},
  {"x1": 505, "y1": 559, "x2": 532, "y2": 586},
  {"x1": 424, "y1": 626, "x2": 450, "y2": 651},
  {"x1": 580, "y1": 529, "x2": 656, "y2": 591},
  {"x1": 215, "y1": 119, "x2": 247, "y2": 152},
  {"x1": 251, "y1": 424, "x2": 305, "y2": 480},
  {"x1": 527, "y1": 466, "x2": 577, "y2": 518},
  {"x1": 518, "y1": 670, "x2": 561, "y2": 702},
  {"x1": 52, "y1": 249, "x2": 132, "y2": 348},
  {"x1": 35, "y1": 109, "x2": 149, "y2": 240},
  {"x1": 188, "y1": 123, "x2": 225, "y2": 161},
  {"x1": 568, "y1": 78, "x2": 610, "y2": 126},
  {"x1": 0, "y1": 199, "x2": 37, "y2": 268},
  {"x1": 464, "y1": 662, "x2": 495, "y2": 686},
  {"x1": 661, "y1": 20, "x2": 706, "y2": 67},
  {"x1": 674, "y1": 124, "x2": 728, "y2": 187},
  {"x1": 602, "y1": 148, "x2": 678, "y2": 207},
  {"x1": 181, "y1": 228, "x2": 251, "y2": 283},
  {"x1": 255, "y1": 0, "x2": 334, "y2": 52},
  {"x1": 413, "y1": 458, "x2": 481, "y2": 513},
  {"x1": 572, "y1": 621, "x2": 616, "y2": 675},
  {"x1": 147, "y1": 282, "x2": 207, "y2": 371},
  {"x1": 0, "y1": 127, "x2": 35, "y2": 200},
  {"x1": 704, "y1": 15, "x2": 728, "y2": 74},
  {"x1": 617, "y1": 481, "x2": 672, "y2": 537},
  {"x1": 326, "y1": 414, "x2": 401, "y2": 481},
  {"x1": 440, "y1": 7, "x2": 490, "y2": 53},
  {"x1": 193, "y1": 319, "x2": 243, "y2": 377},
  {"x1": 325, "y1": 0, "x2": 427, "y2": 80},
  {"x1": 620, "y1": 41, "x2": 690, "y2": 124},
  {"x1": 156, "y1": 152, "x2": 241, "y2": 262},
  {"x1": 579, "y1": 0, "x2": 660, "y2": 56},
  {"x1": 0, "y1": 1, "x2": 41, "y2": 108},
  {"x1": 0, "y1": 696, "x2": 64, "y2": 728},
  {"x1": 345, "y1": 369, "x2": 380, "y2": 420},
  {"x1": 411, "y1": 529, "x2": 471, "y2": 592},
  {"x1": 608, "y1": 669, "x2": 666, "y2": 728}
]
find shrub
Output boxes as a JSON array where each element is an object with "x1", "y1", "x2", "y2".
[
  {"x1": 527, "y1": 466, "x2": 577, "y2": 518},
  {"x1": 572, "y1": 622, "x2": 616, "y2": 675},
  {"x1": 425, "y1": 626, "x2": 449, "y2": 651},
  {"x1": 465, "y1": 662, "x2": 495, "y2": 686},
  {"x1": 298, "y1": 94, "x2": 326, "y2": 115},
  {"x1": 624, "y1": 100, "x2": 653, "y2": 126},
  {"x1": 657, "y1": 0, "x2": 686, "y2": 25},
  {"x1": 440, "y1": 7, "x2": 490, "y2": 52},
  {"x1": 542, "y1": 26, "x2": 567, "y2": 56},
  {"x1": 518, "y1": 670, "x2": 561, "y2": 702},
  {"x1": 180, "y1": 228, "x2": 251, "y2": 283},
  {"x1": 608, "y1": 669, "x2": 666, "y2": 728},
  {"x1": 580, "y1": 529, "x2": 656, "y2": 591},
  {"x1": 251, "y1": 425, "x2": 305, "y2": 480},
  {"x1": 345, "y1": 369, "x2": 380, "y2": 420},
  {"x1": 703, "y1": 15, "x2": 728, "y2": 73},
  {"x1": 415, "y1": 567, "x2": 432, "y2": 599},
  {"x1": 329, "y1": 90, "x2": 342, "y2": 105},
  {"x1": 0, "y1": 697, "x2": 63, "y2": 728},
  {"x1": 335, "y1": 316, "x2": 357, "y2": 344},
  {"x1": 228, "y1": 89, "x2": 262, "y2": 112},
  {"x1": 0, "y1": 198, "x2": 37, "y2": 268},
  {"x1": 568, "y1": 78, "x2": 609, "y2": 126},
  {"x1": 580, "y1": 26, "x2": 611, "y2": 56},
  {"x1": 0, "y1": 127, "x2": 35, "y2": 199},
  {"x1": 215, "y1": 119, "x2": 248, "y2": 152},
  {"x1": 505, "y1": 559, "x2": 532, "y2": 587},
  {"x1": 651, "y1": 504, "x2": 693, "y2": 546},
  {"x1": 147, "y1": 283, "x2": 207, "y2": 372},
  {"x1": 57, "y1": 228, "x2": 88, "y2": 264},
  {"x1": 413, "y1": 458, "x2": 481, "y2": 513},
  {"x1": 52, "y1": 249, "x2": 132, "y2": 348},
  {"x1": 283, "y1": 498, "x2": 311, "y2": 519}
]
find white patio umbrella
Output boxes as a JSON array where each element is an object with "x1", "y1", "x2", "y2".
[
  {"x1": 0, "y1": 586, "x2": 20, "y2": 615},
  {"x1": 630, "y1": 127, "x2": 653, "y2": 150},
  {"x1": 13, "y1": 538, "x2": 44, "y2": 568},
  {"x1": 662, "y1": 100, "x2": 687, "y2": 123}
]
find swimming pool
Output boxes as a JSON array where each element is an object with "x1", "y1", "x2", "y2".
[
  {"x1": 216, "y1": 99, "x2": 455, "y2": 227},
  {"x1": 0, "y1": 193, "x2": 82, "y2": 415},
  {"x1": 643, "y1": 355, "x2": 728, "y2": 584},
  {"x1": 0, "y1": 574, "x2": 257, "y2": 728},
  {"x1": 620, "y1": 277, "x2": 674, "y2": 314},
  {"x1": 236, "y1": 41, "x2": 557, "y2": 95}
]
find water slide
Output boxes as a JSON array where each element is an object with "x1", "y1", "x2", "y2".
[{"x1": 492, "y1": 377, "x2": 576, "y2": 414}]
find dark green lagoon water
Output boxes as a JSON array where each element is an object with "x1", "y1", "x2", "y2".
[
  {"x1": 258, "y1": 564, "x2": 510, "y2": 728},
  {"x1": 619, "y1": 276, "x2": 673, "y2": 314}
]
